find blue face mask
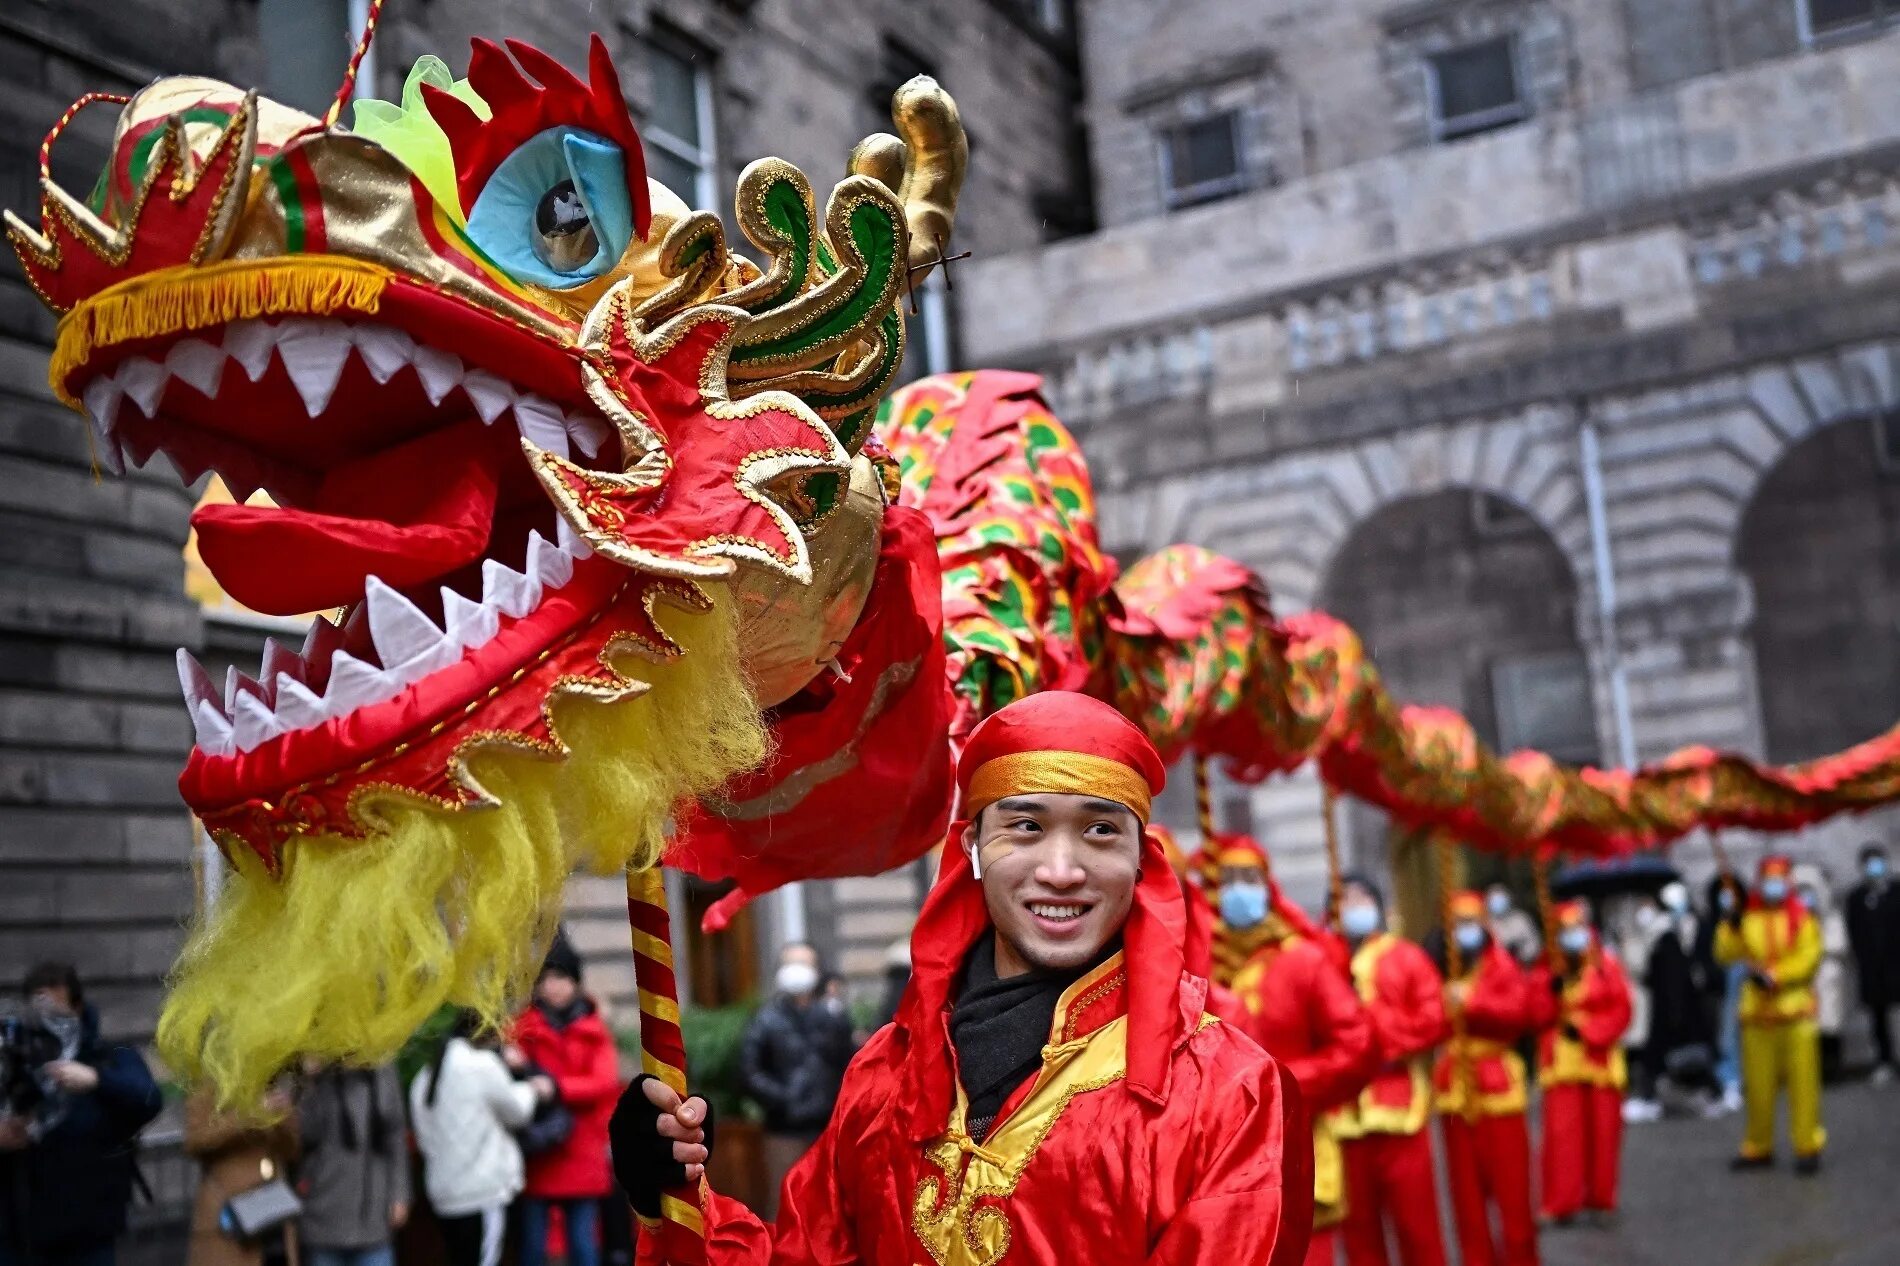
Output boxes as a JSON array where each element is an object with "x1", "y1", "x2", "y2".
[
  {"x1": 1454, "y1": 922, "x2": 1486, "y2": 953},
  {"x1": 1341, "y1": 904, "x2": 1381, "y2": 940},
  {"x1": 1717, "y1": 886, "x2": 1738, "y2": 913},
  {"x1": 1558, "y1": 927, "x2": 1590, "y2": 955},
  {"x1": 1486, "y1": 891, "x2": 1512, "y2": 918},
  {"x1": 1220, "y1": 883, "x2": 1268, "y2": 930},
  {"x1": 1760, "y1": 878, "x2": 1788, "y2": 905},
  {"x1": 1869, "y1": 857, "x2": 1890, "y2": 880}
]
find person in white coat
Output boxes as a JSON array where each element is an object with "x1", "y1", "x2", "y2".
[{"x1": 410, "y1": 1013, "x2": 554, "y2": 1266}]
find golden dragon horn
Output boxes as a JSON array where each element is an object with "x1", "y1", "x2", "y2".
[{"x1": 849, "y1": 75, "x2": 968, "y2": 291}]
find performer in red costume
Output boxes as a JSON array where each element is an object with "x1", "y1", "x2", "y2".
[
  {"x1": 1434, "y1": 891, "x2": 1540, "y2": 1266},
  {"x1": 1152, "y1": 825, "x2": 1244, "y2": 1024},
  {"x1": 1223, "y1": 838, "x2": 1378, "y2": 1266},
  {"x1": 1530, "y1": 899, "x2": 1633, "y2": 1226},
  {"x1": 612, "y1": 691, "x2": 1312, "y2": 1265},
  {"x1": 1332, "y1": 874, "x2": 1450, "y2": 1266}
]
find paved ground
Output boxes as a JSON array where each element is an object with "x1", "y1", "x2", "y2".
[{"x1": 1537, "y1": 1080, "x2": 1900, "y2": 1266}]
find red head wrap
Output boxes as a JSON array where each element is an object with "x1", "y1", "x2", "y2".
[{"x1": 895, "y1": 692, "x2": 1192, "y2": 1137}]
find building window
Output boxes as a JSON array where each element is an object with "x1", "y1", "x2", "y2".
[
  {"x1": 1801, "y1": 0, "x2": 1894, "y2": 42},
  {"x1": 1491, "y1": 652, "x2": 1598, "y2": 765},
  {"x1": 645, "y1": 30, "x2": 718, "y2": 211},
  {"x1": 1160, "y1": 112, "x2": 1246, "y2": 209},
  {"x1": 1427, "y1": 37, "x2": 1527, "y2": 142}
]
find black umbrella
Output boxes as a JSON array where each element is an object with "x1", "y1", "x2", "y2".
[{"x1": 1550, "y1": 854, "x2": 1681, "y2": 903}]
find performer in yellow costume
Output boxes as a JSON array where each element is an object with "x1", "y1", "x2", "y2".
[{"x1": 1714, "y1": 854, "x2": 1826, "y2": 1173}]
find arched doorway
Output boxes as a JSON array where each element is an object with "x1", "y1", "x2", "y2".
[
  {"x1": 1319, "y1": 489, "x2": 1594, "y2": 934},
  {"x1": 1738, "y1": 413, "x2": 1900, "y2": 887}
]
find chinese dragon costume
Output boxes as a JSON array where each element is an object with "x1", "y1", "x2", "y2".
[{"x1": 13, "y1": 13, "x2": 1900, "y2": 1170}]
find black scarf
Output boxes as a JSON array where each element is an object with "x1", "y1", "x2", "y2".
[{"x1": 949, "y1": 933, "x2": 1116, "y2": 1140}]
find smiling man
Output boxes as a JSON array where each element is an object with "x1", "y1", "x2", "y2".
[{"x1": 612, "y1": 691, "x2": 1311, "y2": 1265}]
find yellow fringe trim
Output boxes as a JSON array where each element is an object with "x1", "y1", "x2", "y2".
[{"x1": 49, "y1": 257, "x2": 390, "y2": 406}]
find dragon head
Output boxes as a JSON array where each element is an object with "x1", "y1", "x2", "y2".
[{"x1": 6, "y1": 36, "x2": 964, "y2": 1102}]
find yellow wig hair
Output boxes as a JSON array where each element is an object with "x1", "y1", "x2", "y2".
[{"x1": 159, "y1": 592, "x2": 765, "y2": 1110}]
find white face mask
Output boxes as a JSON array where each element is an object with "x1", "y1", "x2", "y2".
[{"x1": 776, "y1": 962, "x2": 820, "y2": 996}]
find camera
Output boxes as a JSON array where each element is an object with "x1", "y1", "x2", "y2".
[{"x1": 0, "y1": 1010, "x2": 76, "y2": 1135}]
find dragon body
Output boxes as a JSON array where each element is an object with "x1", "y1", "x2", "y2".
[{"x1": 9, "y1": 40, "x2": 1900, "y2": 1108}]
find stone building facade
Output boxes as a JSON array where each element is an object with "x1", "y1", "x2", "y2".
[
  {"x1": 0, "y1": 0, "x2": 1082, "y2": 1108},
  {"x1": 964, "y1": 0, "x2": 1900, "y2": 910}
]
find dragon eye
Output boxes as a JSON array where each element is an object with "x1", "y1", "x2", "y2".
[
  {"x1": 462, "y1": 126, "x2": 634, "y2": 290},
  {"x1": 533, "y1": 179, "x2": 599, "y2": 272}
]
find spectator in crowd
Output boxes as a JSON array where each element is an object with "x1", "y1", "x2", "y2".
[
  {"x1": 1845, "y1": 842, "x2": 1900, "y2": 1083},
  {"x1": 1794, "y1": 866, "x2": 1849, "y2": 1081},
  {"x1": 1486, "y1": 884, "x2": 1542, "y2": 967},
  {"x1": 873, "y1": 937, "x2": 910, "y2": 1034},
  {"x1": 1630, "y1": 882, "x2": 1716, "y2": 1119},
  {"x1": 410, "y1": 1011, "x2": 554, "y2": 1266},
  {"x1": 183, "y1": 1083, "x2": 299, "y2": 1266},
  {"x1": 739, "y1": 942, "x2": 854, "y2": 1217},
  {"x1": 297, "y1": 1061, "x2": 410, "y2": 1266},
  {"x1": 1698, "y1": 872, "x2": 1748, "y2": 1114},
  {"x1": 511, "y1": 931, "x2": 621, "y2": 1266},
  {"x1": 0, "y1": 961, "x2": 162, "y2": 1266}
]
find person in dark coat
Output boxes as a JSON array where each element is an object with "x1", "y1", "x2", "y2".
[
  {"x1": 0, "y1": 962, "x2": 163, "y2": 1266},
  {"x1": 1639, "y1": 882, "x2": 1717, "y2": 1110},
  {"x1": 738, "y1": 942, "x2": 853, "y2": 1218},
  {"x1": 1845, "y1": 843, "x2": 1900, "y2": 1082}
]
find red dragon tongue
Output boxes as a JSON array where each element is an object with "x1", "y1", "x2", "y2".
[{"x1": 192, "y1": 418, "x2": 509, "y2": 616}]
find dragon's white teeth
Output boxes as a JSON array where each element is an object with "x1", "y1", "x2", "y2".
[
  {"x1": 440, "y1": 586, "x2": 500, "y2": 649},
  {"x1": 299, "y1": 614, "x2": 345, "y2": 683},
  {"x1": 565, "y1": 410, "x2": 611, "y2": 459},
  {"x1": 277, "y1": 319, "x2": 353, "y2": 418},
  {"x1": 480, "y1": 557, "x2": 542, "y2": 619},
  {"x1": 222, "y1": 471, "x2": 261, "y2": 504},
  {"x1": 351, "y1": 326, "x2": 416, "y2": 384},
  {"x1": 463, "y1": 370, "x2": 516, "y2": 424},
  {"x1": 412, "y1": 346, "x2": 464, "y2": 406},
  {"x1": 224, "y1": 320, "x2": 277, "y2": 381},
  {"x1": 191, "y1": 698, "x2": 235, "y2": 755},
  {"x1": 260, "y1": 637, "x2": 305, "y2": 687},
  {"x1": 324, "y1": 651, "x2": 399, "y2": 714},
  {"x1": 230, "y1": 690, "x2": 286, "y2": 752},
  {"x1": 555, "y1": 516, "x2": 594, "y2": 560},
  {"x1": 80, "y1": 378, "x2": 126, "y2": 474},
  {"x1": 272, "y1": 674, "x2": 328, "y2": 730},
  {"x1": 164, "y1": 338, "x2": 226, "y2": 398},
  {"x1": 364, "y1": 576, "x2": 443, "y2": 668},
  {"x1": 176, "y1": 649, "x2": 221, "y2": 715},
  {"x1": 514, "y1": 397, "x2": 570, "y2": 460},
  {"x1": 116, "y1": 356, "x2": 169, "y2": 417},
  {"x1": 525, "y1": 530, "x2": 573, "y2": 588},
  {"x1": 224, "y1": 665, "x2": 271, "y2": 711}
]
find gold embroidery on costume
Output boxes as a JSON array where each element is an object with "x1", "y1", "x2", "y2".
[{"x1": 911, "y1": 962, "x2": 1131, "y2": 1266}]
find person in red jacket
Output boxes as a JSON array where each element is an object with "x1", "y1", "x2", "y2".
[
  {"x1": 1223, "y1": 836, "x2": 1379, "y2": 1266},
  {"x1": 510, "y1": 931, "x2": 624, "y2": 1266},
  {"x1": 612, "y1": 691, "x2": 1312, "y2": 1265},
  {"x1": 1433, "y1": 890, "x2": 1539, "y2": 1266},
  {"x1": 1529, "y1": 899, "x2": 1633, "y2": 1226},
  {"x1": 1332, "y1": 874, "x2": 1450, "y2": 1266},
  {"x1": 1151, "y1": 824, "x2": 1244, "y2": 1024}
]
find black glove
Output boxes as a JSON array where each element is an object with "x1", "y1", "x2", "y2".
[
  {"x1": 1747, "y1": 967, "x2": 1776, "y2": 992},
  {"x1": 1561, "y1": 1023, "x2": 1582, "y2": 1044},
  {"x1": 608, "y1": 1074, "x2": 716, "y2": 1218},
  {"x1": 1547, "y1": 972, "x2": 1566, "y2": 996}
]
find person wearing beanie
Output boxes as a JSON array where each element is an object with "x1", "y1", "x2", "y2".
[
  {"x1": 1219, "y1": 837, "x2": 1378, "y2": 1266},
  {"x1": 1332, "y1": 874, "x2": 1451, "y2": 1266},
  {"x1": 1528, "y1": 900, "x2": 1633, "y2": 1226},
  {"x1": 1715, "y1": 855, "x2": 1826, "y2": 1173},
  {"x1": 1433, "y1": 890, "x2": 1541, "y2": 1266},
  {"x1": 511, "y1": 928, "x2": 624, "y2": 1266},
  {"x1": 611, "y1": 691, "x2": 1312, "y2": 1265}
]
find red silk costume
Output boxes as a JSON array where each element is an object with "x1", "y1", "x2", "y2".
[
  {"x1": 1529, "y1": 904, "x2": 1633, "y2": 1220},
  {"x1": 1434, "y1": 911, "x2": 1539, "y2": 1266},
  {"x1": 654, "y1": 693, "x2": 1313, "y2": 1266},
  {"x1": 1226, "y1": 839, "x2": 1378, "y2": 1266},
  {"x1": 1334, "y1": 932, "x2": 1450, "y2": 1266}
]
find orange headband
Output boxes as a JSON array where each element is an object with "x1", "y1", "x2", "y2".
[{"x1": 965, "y1": 750, "x2": 1153, "y2": 823}]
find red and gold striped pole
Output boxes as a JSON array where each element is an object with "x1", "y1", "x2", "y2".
[
  {"x1": 1193, "y1": 754, "x2": 1216, "y2": 842},
  {"x1": 626, "y1": 865, "x2": 707, "y2": 1266}
]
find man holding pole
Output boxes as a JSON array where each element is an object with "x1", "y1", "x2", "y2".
[{"x1": 612, "y1": 691, "x2": 1312, "y2": 1265}]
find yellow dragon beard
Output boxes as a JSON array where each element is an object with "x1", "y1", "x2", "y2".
[{"x1": 158, "y1": 593, "x2": 766, "y2": 1110}]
